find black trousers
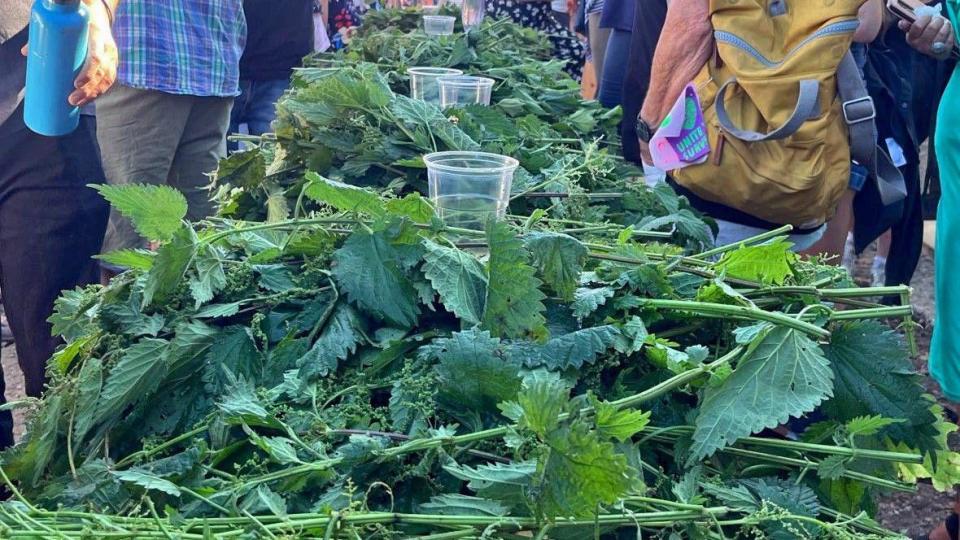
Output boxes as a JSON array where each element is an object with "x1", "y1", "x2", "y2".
[{"x1": 0, "y1": 106, "x2": 109, "y2": 448}]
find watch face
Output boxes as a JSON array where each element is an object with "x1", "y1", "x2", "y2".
[{"x1": 637, "y1": 118, "x2": 652, "y2": 142}]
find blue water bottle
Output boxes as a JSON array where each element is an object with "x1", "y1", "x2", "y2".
[{"x1": 24, "y1": 0, "x2": 89, "y2": 137}]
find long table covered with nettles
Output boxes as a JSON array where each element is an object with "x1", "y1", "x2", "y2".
[{"x1": 0, "y1": 9, "x2": 954, "y2": 540}]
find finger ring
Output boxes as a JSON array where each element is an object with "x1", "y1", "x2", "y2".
[{"x1": 933, "y1": 42, "x2": 947, "y2": 54}]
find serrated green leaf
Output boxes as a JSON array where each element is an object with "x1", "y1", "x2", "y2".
[
  {"x1": 689, "y1": 327, "x2": 833, "y2": 461},
  {"x1": 96, "y1": 249, "x2": 155, "y2": 271},
  {"x1": 715, "y1": 239, "x2": 796, "y2": 285},
  {"x1": 143, "y1": 226, "x2": 198, "y2": 307},
  {"x1": 386, "y1": 193, "x2": 435, "y2": 223},
  {"x1": 99, "y1": 291, "x2": 165, "y2": 337},
  {"x1": 297, "y1": 303, "x2": 363, "y2": 380},
  {"x1": 538, "y1": 421, "x2": 635, "y2": 518},
  {"x1": 303, "y1": 172, "x2": 386, "y2": 217},
  {"x1": 214, "y1": 148, "x2": 266, "y2": 191},
  {"x1": 113, "y1": 470, "x2": 182, "y2": 497},
  {"x1": 217, "y1": 380, "x2": 269, "y2": 420},
  {"x1": 822, "y1": 321, "x2": 939, "y2": 454},
  {"x1": 254, "y1": 264, "x2": 296, "y2": 293},
  {"x1": 510, "y1": 326, "x2": 621, "y2": 370},
  {"x1": 93, "y1": 339, "x2": 170, "y2": 432},
  {"x1": 92, "y1": 184, "x2": 188, "y2": 242},
  {"x1": 845, "y1": 415, "x2": 903, "y2": 438},
  {"x1": 48, "y1": 287, "x2": 100, "y2": 341},
  {"x1": 818, "y1": 455, "x2": 848, "y2": 481},
  {"x1": 241, "y1": 485, "x2": 287, "y2": 517},
  {"x1": 443, "y1": 461, "x2": 536, "y2": 508},
  {"x1": 482, "y1": 221, "x2": 546, "y2": 339},
  {"x1": 203, "y1": 326, "x2": 262, "y2": 395},
  {"x1": 419, "y1": 494, "x2": 509, "y2": 517},
  {"x1": 594, "y1": 401, "x2": 650, "y2": 442},
  {"x1": 523, "y1": 232, "x2": 587, "y2": 301},
  {"x1": 571, "y1": 287, "x2": 615, "y2": 320},
  {"x1": 422, "y1": 241, "x2": 487, "y2": 325},
  {"x1": 430, "y1": 330, "x2": 522, "y2": 425},
  {"x1": 193, "y1": 302, "x2": 243, "y2": 319},
  {"x1": 189, "y1": 244, "x2": 227, "y2": 308},
  {"x1": 73, "y1": 358, "x2": 104, "y2": 444},
  {"x1": 333, "y1": 229, "x2": 422, "y2": 327},
  {"x1": 506, "y1": 370, "x2": 569, "y2": 436},
  {"x1": 51, "y1": 335, "x2": 93, "y2": 375}
]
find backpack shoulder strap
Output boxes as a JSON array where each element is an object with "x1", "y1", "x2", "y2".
[{"x1": 837, "y1": 51, "x2": 908, "y2": 205}]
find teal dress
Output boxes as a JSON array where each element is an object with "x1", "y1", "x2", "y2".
[{"x1": 929, "y1": 0, "x2": 960, "y2": 401}]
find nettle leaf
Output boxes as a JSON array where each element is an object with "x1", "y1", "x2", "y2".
[
  {"x1": 505, "y1": 370, "x2": 569, "y2": 436},
  {"x1": 716, "y1": 239, "x2": 797, "y2": 285},
  {"x1": 97, "y1": 249, "x2": 155, "y2": 271},
  {"x1": 422, "y1": 241, "x2": 487, "y2": 326},
  {"x1": 254, "y1": 264, "x2": 296, "y2": 292},
  {"x1": 203, "y1": 326, "x2": 263, "y2": 395},
  {"x1": 93, "y1": 339, "x2": 170, "y2": 432},
  {"x1": 113, "y1": 470, "x2": 182, "y2": 497},
  {"x1": 539, "y1": 421, "x2": 635, "y2": 518},
  {"x1": 189, "y1": 244, "x2": 227, "y2": 308},
  {"x1": 443, "y1": 461, "x2": 536, "y2": 509},
  {"x1": 821, "y1": 321, "x2": 939, "y2": 453},
  {"x1": 511, "y1": 326, "x2": 621, "y2": 370},
  {"x1": 571, "y1": 287, "x2": 614, "y2": 320},
  {"x1": 99, "y1": 292, "x2": 165, "y2": 337},
  {"x1": 523, "y1": 232, "x2": 587, "y2": 301},
  {"x1": 482, "y1": 221, "x2": 547, "y2": 339},
  {"x1": 73, "y1": 359, "x2": 104, "y2": 444},
  {"x1": 297, "y1": 303, "x2": 364, "y2": 380},
  {"x1": 594, "y1": 400, "x2": 650, "y2": 442},
  {"x1": 241, "y1": 485, "x2": 287, "y2": 517},
  {"x1": 143, "y1": 226, "x2": 199, "y2": 307},
  {"x1": 333, "y1": 229, "x2": 422, "y2": 327},
  {"x1": 689, "y1": 327, "x2": 833, "y2": 461},
  {"x1": 386, "y1": 193, "x2": 435, "y2": 223},
  {"x1": 304, "y1": 172, "x2": 386, "y2": 217},
  {"x1": 419, "y1": 494, "x2": 509, "y2": 517},
  {"x1": 49, "y1": 287, "x2": 100, "y2": 341},
  {"x1": 430, "y1": 330, "x2": 522, "y2": 424},
  {"x1": 92, "y1": 184, "x2": 188, "y2": 242},
  {"x1": 845, "y1": 415, "x2": 903, "y2": 438},
  {"x1": 217, "y1": 380, "x2": 269, "y2": 420},
  {"x1": 214, "y1": 148, "x2": 266, "y2": 190}
]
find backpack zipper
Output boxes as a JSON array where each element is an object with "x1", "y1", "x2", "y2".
[{"x1": 714, "y1": 20, "x2": 860, "y2": 69}]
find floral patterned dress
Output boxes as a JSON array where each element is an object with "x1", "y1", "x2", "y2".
[{"x1": 486, "y1": 0, "x2": 586, "y2": 80}]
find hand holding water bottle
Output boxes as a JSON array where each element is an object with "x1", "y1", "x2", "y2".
[{"x1": 22, "y1": 0, "x2": 118, "y2": 108}]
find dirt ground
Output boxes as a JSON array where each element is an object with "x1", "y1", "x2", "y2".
[{"x1": 0, "y1": 245, "x2": 949, "y2": 535}]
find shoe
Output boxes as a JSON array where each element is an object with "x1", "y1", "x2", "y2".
[{"x1": 841, "y1": 233, "x2": 856, "y2": 276}]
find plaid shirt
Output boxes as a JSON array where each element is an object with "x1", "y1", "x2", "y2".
[{"x1": 114, "y1": 1, "x2": 247, "y2": 97}]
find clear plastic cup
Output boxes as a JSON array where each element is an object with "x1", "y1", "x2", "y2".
[
  {"x1": 423, "y1": 15, "x2": 456, "y2": 36},
  {"x1": 438, "y1": 75, "x2": 495, "y2": 108},
  {"x1": 408, "y1": 67, "x2": 463, "y2": 105},
  {"x1": 422, "y1": 4, "x2": 441, "y2": 15},
  {"x1": 424, "y1": 151, "x2": 519, "y2": 230}
]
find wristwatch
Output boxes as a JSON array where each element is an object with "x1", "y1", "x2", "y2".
[{"x1": 636, "y1": 116, "x2": 656, "y2": 143}]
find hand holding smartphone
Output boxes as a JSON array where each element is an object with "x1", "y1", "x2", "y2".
[{"x1": 886, "y1": 0, "x2": 959, "y2": 59}]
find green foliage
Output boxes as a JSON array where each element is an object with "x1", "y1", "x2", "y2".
[
  {"x1": 93, "y1": 184, "x2": 188, "y2": 242},
  {"x1": 422, "y1": 241, "x2": 487, "y2": 325},
  {"x1": 481, "y1": 221, "x2": 546, "y2": 339},
  {"x1": 690, "y1": 327, "x2": 834, "y2": 461},
  {"x1": 716, "y1": 239, "x2": 797, "y2": 285}
]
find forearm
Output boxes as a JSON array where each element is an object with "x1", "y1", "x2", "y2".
[
  {"x1": 640, "y1": 0, "x2": 713, "y2": 126},
  {"x1": 82, "y1": 0, "x2": 119, "y2": 29},
  {"x1": 855, "y1": 0, "x2": 883, "y2": 42}
]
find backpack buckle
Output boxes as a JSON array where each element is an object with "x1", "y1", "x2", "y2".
[{"x1": 842, "y1": 96, "x2": 876, "y2": 125}]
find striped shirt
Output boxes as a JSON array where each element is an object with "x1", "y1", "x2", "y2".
[{"x1": 114, "y1": 0, "x2": 247, "y2": 97}]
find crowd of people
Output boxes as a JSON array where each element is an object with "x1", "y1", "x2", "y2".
[{"x1": 0, "y1": 0, "x2": 958, "y2": 536}]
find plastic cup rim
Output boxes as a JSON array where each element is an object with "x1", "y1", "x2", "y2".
[
  {"x1": 407, "y1": 67, "x2": 464, "y2": 77},
  {"x1": 423, "y1": 15, "x2": 456, "y2": 22},
  {"x1": 437, "y1": 75, "x2": 496, "y2": 88},
  {"x1": 423, "y1": 151, "x2": 520, "y2": 174}
]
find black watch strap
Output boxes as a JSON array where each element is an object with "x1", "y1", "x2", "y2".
[{"x1": 637, "y1": 116, "x2": 655, "y2": 143}]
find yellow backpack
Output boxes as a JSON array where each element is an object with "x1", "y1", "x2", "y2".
[{"x1": 671, "y1": 0, "x2": 906, "y2": 228}]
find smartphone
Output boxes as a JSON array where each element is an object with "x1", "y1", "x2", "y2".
[{"x1": 887, "y1": 0, "x2": 959, "y2": 58}]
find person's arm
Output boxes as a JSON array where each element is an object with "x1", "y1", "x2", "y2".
[
  {"x1": 898, "y1": 8, "x2": 956, "y2": 59},
  {"x1": 855, "y1": 0, "x2": 884, "y2": 42},
  {"x1": 70, "y1": 0, "x2": 120, "y2": 106},
  {"x1": 638, "y1": 0, "x2": 712, "y2": 160}
]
